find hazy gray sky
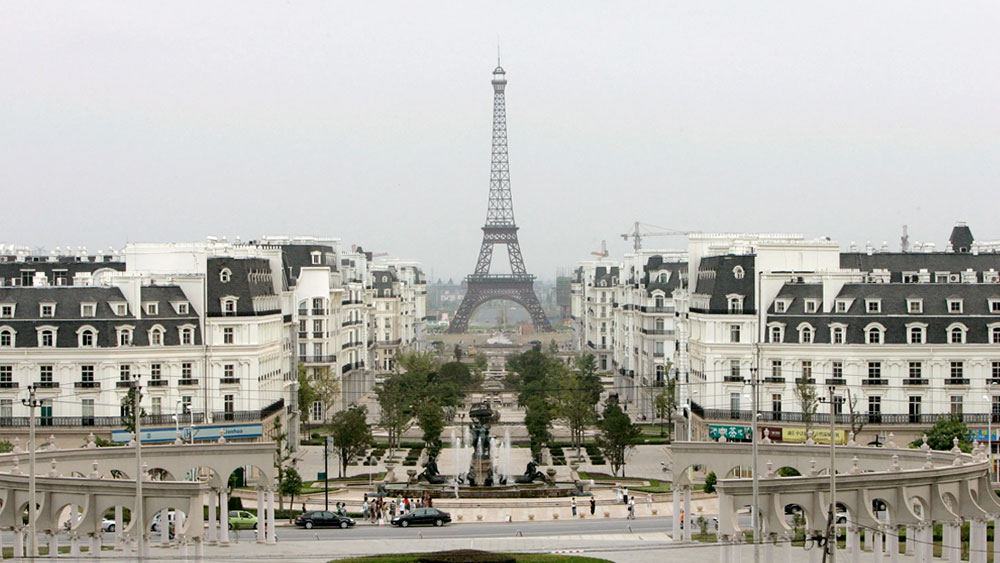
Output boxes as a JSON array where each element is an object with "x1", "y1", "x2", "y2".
[{"x1": 2, "y1": 2, "x2": 998, "y2": 281}]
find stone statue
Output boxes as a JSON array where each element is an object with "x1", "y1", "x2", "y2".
[
  {"x1": 417, "y1": 457, "x2": 447, "y2": 485},
  {"x1": 514, "y1": 460, "x2": 547, "y2": 484}
]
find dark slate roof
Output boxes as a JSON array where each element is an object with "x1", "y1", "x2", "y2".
[
  {"x1": 768, "y1": 283, "x2": 823, "y2": 313},
  {"x1": 594, "y1": 266, "x2": 619, "y2": 287},
  {"x1": 767, "y1": 282, "x2": 1000, "y2": 344},
  {"x1": 0, "y1": 260, "x2": 124, "y2": 287},
  {"x1": 692, "y1": 255, "x2": 755, "y2": 314},
  {"x1": 279, "y1": 244, "x2": 337, "y2": 286},
  {"x1": 372, "y1": 270, "x2": 398, "y2": 296},
  {"x1": 140, "y1": 286, "x2": 192, "y2": 317},
  {"x1": 0, "y1": 286, "x2": 201, "y2": 347},
  {"x1": 950, "y1": 224, "x2": 975, "y2": 253},
  {"x1": 839, "y1": 253, "x2": 1000, "y2": 281},
  {"x1": 642, "y1": 258, "x2": 687, "y2": 296},
  {"x1": 207, "y1": 257, "x2": 279, "y2": 316}
]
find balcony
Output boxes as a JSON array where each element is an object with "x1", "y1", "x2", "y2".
[
  {"x1": 375, "y1": 338, "x2": 402, "y2": 347},
  {"x1": 640, "y1": 306, "x2": 674, "y2": 314},
  {"x1": 74, "y1": 381, "x2": 101, "y2": 389},
  {"x1": 945, "y1": 378, "x2": 971, "y2": 385},
  {"x1": 862, "y1": 379, "x2": 888, "y2": 386},
  {"x1": 116, "y1": 380, "x2": 135, "y2": 389},
  {"x1": 0, "y1": 381, "x2": 19, "y2": 389},
  {"x1": 0, "y1": 400, "x2": 284, "y2": 429},
  {"x1": 34, "y1": 381, "x2": 60, "y2": 389},
  {"x1": 653, "y1": 352, "x2": 665, "y2": 358},
  {"x1": 989, "y1": 378, "x2": 1000, "y2": 386},
  {"x1": 220, "y1": 377, "x2": 240, "y2": 385},
  {"x1": 640, "y1": 328, "x2": 676, "y2": 337},
  {"x1": 723, "y1": 376, "x2": 744, "y2": 383},
  {"x1": 311, "y1": 308, "x2": 326, "y2": 315},
  {"x1": 147, "y1": 379, "x2": 168, "y2": 387},
  {"x1": 313, "y1": 331, "x2": 325, "y2": 339},
  {"x1": 794, "y1": 378, "x2": 816, "y2": 385},
  {"x1": 301, "y1": 355, "x2": 336, "y2": 363},
  {"x1": 764, "y1": 377, "x2": 785, "y2": 384},
  {"x1": 178, "y1": 378, "x2": 199, "y2": 386},
  {"x1": 825, "y1": 378, "x2": 846, "y2": 386},
  {"x1": 903, "y1": 378, "x2": 929, "y2": 386},
  {"x1": 298, "y1": 331, "x2": 308, "y2": 339}
]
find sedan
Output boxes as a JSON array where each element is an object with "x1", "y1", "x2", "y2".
[
  {"x1": 101, "y1": 518, "x2": 116, "y2": 532},
  {"x1": 391, "y1": 508, "x2": 451, "y2": 527},
  {"x1": 294, "y1": 511, "x2": 355, "y2": 529}
]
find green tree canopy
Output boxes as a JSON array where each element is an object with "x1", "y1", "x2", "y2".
[
  {"x1": 328, "y1": 405, "x2": 373, "y2": 477},
  {"x1": 557, "y1": 353, "x2": 603, "y2": 456},
  {"x1": 910, "y1": 415, "x2": 972, "y2": 453},
  {"x1": 297, "y1": 363, "x2": 318, "y2": 426},
  {"x1": 278, "y1": 467, "x2": 303, "y2": 521},
  {"x1": 120, "y1": 386, "x2": 146, "y2": 435},
  {"x1": 595, "y1": 402, "x2": 641, "y2": 477}
]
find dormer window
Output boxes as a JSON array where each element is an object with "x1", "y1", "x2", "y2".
[
  {"x1": 0, "y1": 327, "x2": 14, "y2": 347},
  {"x1": 728, "y1": 295, "x2": 744, "y2": 313},
  {"x1": 113, "y1": 303, "x2": 128, "y2": 316},
  {"x1": 865, "y1": 323, "x2": 885, "y2": 344},
  {"x1": 835, "y1": 300, "x2": 849, "y2": 313},
  {"x1": 180, "y1": 326, "x2": 195, "y2": 345},
  {"x1": 80, "y1": 303, "x2": 96, "y2": 318},
  {"x1": 658, "y1": 272, "x2": 668, "y2": 283},
  {"x1": 78, "y1": 327, "x2": 97, "y2": 348},
  {"x1": 907, "y1": 323, "x2": 927, "y2": 344},
  {"x1": 39, "y1": 303, "x2": 55, "y2": 318},
  {"x1": 0, "y1": 304, "x2": 13, "y2": 318},
  {"x1": 219, "y1": 268, "x2": 232, "y2": 283},
  {"x1": 804, "y1": 300, "x2": 819, "y2": 313},
  {"x1": 38, "y1": 327, "x2": 57, "y2": 347},
  {"x1": 116, "y1": 327, "x2": 134, "y2": 346},
  {"x1": 311, "y1": 252, "x2": 322, "y2": 265},
  {"x1": 774, "y1": 300, "x2": 788, "y2": 313},
  {"x1": 990, "y1": 324, "x2": 1000, "y2": 344},
  {"x1": 990, "y1": 299, "x2": 1000, "y2": 313},
  {"x1": 947, "y1": 323, "x2": 967, "y2": 344},
  {"x1": 798, "y1": 323, "x2": 815, "y2": 344},
  {"x1": 221, "y1": 297, "x2": 238, "y2": 315},
  {"x1": 830, "y1": 324, "x2": 846, "y2": 344},
  {"x1": 768, "y1": 323, "x2": 784, "y2": 343},
  {"x1": 733, "y1": 266, "x2": 745, "y2": 280},
  {"x1": 149, "y1": 326, "x2": 164, "y2": 346},
  {"x1": 145, "y1": 302, "x2": 158, "y2": 316},
  {"x1": 865, "y1": 299, "x2": 881, "y2": 313},
  {"x1": 907, "y1": 299, "x2": 923, "y2": 314},
  {"x1": 175, "y1": 302, "x2": 189, "y2": 315},
  {"x1": 947, "y1": 298, "x2": 963, "y2": 313},
  {"x1": 383, "y1": 276, "x2": 389, "y2": 283}
]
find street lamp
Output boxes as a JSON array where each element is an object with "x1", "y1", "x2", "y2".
[
  {"x1": 985, "y1": 394, "x2": 993, "y2": 483},
  {"x1": 22, "y1": 385, "x2": 40, "y2": 558}
]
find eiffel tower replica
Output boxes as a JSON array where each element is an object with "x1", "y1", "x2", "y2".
[{"x1": 448, "y1": 63, "x2": 552, "y2": 334}]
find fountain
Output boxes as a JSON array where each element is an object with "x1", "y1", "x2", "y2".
[{"x1": 384, "y1": 402, "x2": 581, "y2": 499}]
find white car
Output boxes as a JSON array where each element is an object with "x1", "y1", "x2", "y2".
[
  {"x1": 151, "y1": 511, "x2": 176, "y2": 532},
  {"x1": 101, "y1": 518, "x2": 116, "y2": 532}
]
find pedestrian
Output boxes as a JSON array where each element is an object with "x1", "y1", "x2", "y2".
[
  {"x1": 622, "y1": 487, "x2": 629, "y2": 504},
  {"x1": 646, "y1": 492, "x2": 653, "y2": 511},
  {"x1": 404, "y1": 497, "x2": 410, "y2": 513},
  {"x1": 362, "y1": 500, "x2": 369, "y2": 519},
  {"x1": 622, "y1": 492, "x2": 628, "y2": 506},
  {"x1": 589, "y1": 497, "x2": 596, "y2": 516},
  {"x1": 680, "y1": 509, "x2": 685, "y2": 529},
  {"x1": 301, "y1": 503, "x2": 306, "y2": 514},
  {"x1": 615, "y1": 487, "x2": 622, "y2": 504},
  {"x1": 571, "y1": 497, "x2": 577, "y2": 517},
  {"x1": 628, "y1": 497, "x2": 636, "y2": 520}
]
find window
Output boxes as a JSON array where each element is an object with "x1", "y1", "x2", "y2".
[
  {"x1": 730, "y1": 392, "x2": 741, "y2": 413},
  {"x1": 771, "y1": 394, "x2": 782, "y2": 420},
  {"x1": 909, "y1": 396, "x2": 922, "y2": 423},
  {"x1": 832, "y1": 396, "x2": 844, "y2": 416},
  {"x1": 80, "y1": 303, "x2": 96, "y2": 317},
  {"x1": 831, "y1": 326, "x2": 845, "y2": 344},
  {"x1": 992, "y1": 327, "x2": 1000, "y2": 344},
  {"x1": 730, "y1": 360, "x2": 740, "y2": 380},
  {"x1": 655, "y1": 365, "x2": 666, "y2": 384},
  {"x1": 82, "y1": 399, "x2": 94, "y2": 426},
  {"x1": 799, "y1": 325, "x2": 814, "y2": 343},
  {"x1": 177, "y1": 302, "x2": 189, "y2": 314},
  {"x1": 223, "y1": 327, "x2": 234, "y2": 344},
  {"x1": 181, "y1": 396, "x2": 192, "y2": 413},
  {"x1": 39, "y1": 304, "x2": 55, "y2": 318},
  {"x1": 181, "y1": 327, "x2": 194, "y2": 345},
  {"x1": 771, "y1": 359, "x2": 782, "y2": 379},
  {"x1": 730, "y1": 324, "x2": 741, "y2": 343},
  {"x1": 0, "y1": 329, "x2": 12, "y2": 347},
  {"x1": 950, "y1": 396, "x2": 963, "y2": 415},
  {"x1": 801, "y1": 361, "x2": 812, "y2": 381},
  {"x1": 39, "y1": 329, "x2": 55, "y2": 347},
  {"x1": 654, "y1": 295, "x2": 665, "y2": 308},
  {"x1": 994, "y1": 396, "x2": 1000, "y2": 424},
  {"x1": 80, "y1": 365, "x2": 94, "y2": 382},
  {"x1": 866, "y1": 299, "x2": 881, "y2": 313},
  {"x1": 866, "y1": 325, "x2": 883, "y2": 344},
  {"x1": 221, "y1": 298, "x2": 237, "y2": 315},
  {"x1": 151, "y1": 363, "x2": 161, "y2": 380},
  {"x1": 733, "y1": 266, "x2": 745, "y2": 279},
  {"x1": 949, "y1": 325, "x2": 966, "y2": 344},
  {"x1": 311, "y1": 252, "x2": 321, "y2": 265},
  {"x1": 909, "y1": 362, "x2": 922, "y2": 380},
  {"x1": 868, "y1": 361, "x2": 881, "y2": 381},
  {"x1": 219, "y1": 268, "x2": 232, "y2": 283},
  {"x1": 39, "y1": 365, "x2": 53, "y2": 382},
  {"x1": 119, "y1": 364, "x2": 131, "y2": 381},
  {"x1": 79, "y1": 328, "x2": 96, "y2": 348},
  {"x1": 769, "y1": 326, "x2": 783, "y2": 343},
  {"x1": 832, "y1": 361, "x2": 843, "y2": 379},
  {"x1": 948, "y1": 299, "x2": 963, "y2": 313},
  {"x1": 950, "y1": 361, "x2": 964, "y2": 380},
  {"x1": 181, "y1": 362, "x2": 192, "y2": 379},
  {"x1": 907, "y1": 299, "x2": 923, "y2": 313},
  {"x1": 0, "y1": 304, "x2": 13, "y2": 318},
  {"x1": 774, "y1": 301, "x2": 787, "y2": 313},
  {"x1": 146, "y1": 302, "x2": 158, "y2": 315},
  {"x1": 868, "y1": 396, "x2": 882, "y2": 423},
  {"x1": 223, "y1": 364, "x2": 235, "y2": 380},
  {"x1": 224, "y1": 394, "x2": 235, "y2": 420},
  {"x1": 311, "y1": 400, "x2": 323, "y2": 422},
  {"x1": 150, "y1": 397, "x2": 161, "y2": 416},
  {"x1": 0, "y1": 365, "x2": 12, "y2": 382},
  {"x1": 909, "y1": 326, "x2": 924, "y2": 344},
  {"x1": 991, "y1": 300, "x2": 1000, "y2": 313},
  {"x1": 728, "y1": 297, "x2": 743, "y2": 313},
  {"x1": 993, "y1": 361, "x2": 1000, "y2": 382},
  {"x1": 835, "y1": 300, "x2": 848, "y2": 313},
  {"x1": 0, "y1": 399, "x2": 11, "y2": 420},
  {"x1": 150, "y1": 327, "x2": 163, "y2": 346},
  {"x1": 117, "y1": 328, "x2": 132, "y2": 346},
  {"x1": 804, "y1": 300, "x2": 818, "y2": 313},
  {"x1": 114, "y1": 303, "x2": 127, "y2": 316}
]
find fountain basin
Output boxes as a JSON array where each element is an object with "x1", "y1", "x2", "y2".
[{"x1": 383, "y1": 482, "x2": 582, "y2": 499}]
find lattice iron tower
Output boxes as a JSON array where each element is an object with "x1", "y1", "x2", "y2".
[{"x1": 448, "y1": 64, "x2": 552, "y2": 333}]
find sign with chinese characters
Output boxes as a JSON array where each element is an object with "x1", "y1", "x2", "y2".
[
  {"x1": 709, "y1": 424, "x2": 751, "y2": 441},
  {"x1": 112, "y1": 423, "x2": 263, "y2": 444},
  {"x1": 969, "y1": 428, "x2": 1000, "y2": 442},
  {"x1": 781, "y1": 427, "x2": 846, "y2": 445}
]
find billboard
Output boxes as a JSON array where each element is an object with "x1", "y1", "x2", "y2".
[
  {"x1": 762, "y1": 426, "x2": 846, "y2": 445},
  {"x1": 112, "y1": 423, "x2": 263, "y2": 444},
  {"x1": 710, "y1": 424, "x2": 751, "y2": 441}
]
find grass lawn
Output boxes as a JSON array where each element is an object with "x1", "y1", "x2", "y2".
[{"x1": 332, "y1": 551, "x2": 612, "y2": 563}]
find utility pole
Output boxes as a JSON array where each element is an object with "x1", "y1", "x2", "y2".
[
  {"x1": 823, "y1": 384, "x2": 837, "y2": 563},
  {"x1": 750, "y1": 365, "x2": 760, "y2": 563},
  {"x1": 324, "y1": 437, "x2": 330, "y2": 511},
  {"x1": 21, "y1": 385, "x2": 40, "y2": 557},
  {"x1": 132, "y1": 374, "x2": 145, "y2": 559}
]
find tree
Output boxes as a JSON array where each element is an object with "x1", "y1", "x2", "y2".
[
  {"x1": 508, "y1": 349, "x2": 560, "y2": 461},
  {"x1": 120, "y1": 386, "x2": 146, "y2": 435},
  {"x1": 703, "y1": 471, "x2": 717, "y2": 494},
  {"x1": 595, "y1": 403, "x2": 641, "y2": 477},
  {"x1": 376, "y1": 376, "x2": 413, "y2": 456},
  {"x1": 654, "y1": 377, "x2": 677, "y2": 440},
  {"x1": 910, "y1": 415, "x2": 972, "y2": 452},
  {"x1": 557, "y1": 353, "x2": 602, "y2": 458},
  {"x1": 328, "y1": 406, "x2": 372, "y2": 477},
  {"x1": 846, "y1": 388, "x2": 865, "y2": 438},
  {"x1": 397, "y1": 350, "x2": 439, "y2": 378},
  {"x1": 0, "y1": 440, "x2": 12, "y2": 454},
  {"x1": 312, "y1": 366, "x2": 341, "y2": 421},
  {"x1": 277, "y1": 467, "x2": 303, "y2": 522},
  {"x1": 453, "y1": 344, "x2": 463, "y2": 362},
  {"x1": 417, "y1": 402, "x2": 445, "y2": 459},
  {"x1": 297, "y1": 363, "x2": 318, "y2": 428},
  {"x1": 793, "y1": 376, "x2": 819, "y2": 432},
  {"x1": 548, "y1": 339, "x2": 559, "y2": 355},
  {"x1": 271, "y1": 417, "x2": 296, "y2": 511}
]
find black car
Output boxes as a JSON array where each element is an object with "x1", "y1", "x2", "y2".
[
  {"x1": 391, "y1": 508, "x2": 452, "y2": 527},
  {"x1": 294, "y1": 511, "x2": 355, "y2": 529}
]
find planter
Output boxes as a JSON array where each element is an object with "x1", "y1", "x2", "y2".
[
  {"x1": 528, "y1": 514, "x2": 535, "y2": 521},
  {"x1": 457, "y1": 514, "x2": 463, "y2": 521},
  {"x1": 552, "y1": 513, "x2": 559, "y2": 520},
  {"x1": 652, "y1": 509, "x2": 658, "y2": 515},
  {"x1": 476, "y1": 515, "x2": 483, "y2": 521},
  {"x1": 604, "y1": 511, "x2": 610, "y2": 518},
  {"x1": 579, "y1": 514, "x2": 585, "y2": 519}
]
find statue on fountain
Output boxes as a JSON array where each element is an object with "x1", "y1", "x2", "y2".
[
  {"x1": 466, "y1": 402, "x2": 496, "y2": 487},
  {"x1": 417, "y1": 457, "x2": 447, "y2": 485},
  {"x1": 514, "y1": 460, "x2": 548, "y2": 484}
]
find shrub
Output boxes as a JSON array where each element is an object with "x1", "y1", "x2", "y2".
[{"x1": 703, "y1": 472, "x2": 717, "y2": 494}]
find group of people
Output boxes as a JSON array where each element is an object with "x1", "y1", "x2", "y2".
[
  {"x1": 569, "y1": 496, "x2": 598, "y2": 517},
  {"x1": 360, "y1": 492, "x2": 434, "y2": 524}
]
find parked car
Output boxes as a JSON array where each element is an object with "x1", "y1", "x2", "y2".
[
  {"x1": 391, "y1": 508, "x2": 452, "y2": 527},
  {"x1": 294, "y1": 510, "x2": 355, "y2": 529},
  {"x1": 228, "y1": 510, "x2": 258, "y2": 530},
  {"x1": 101, "y1": 518, "x2": 116, "y2": 532},
  {"x1": 151, "y1": 511, "x2": 176, "y2": 532}
]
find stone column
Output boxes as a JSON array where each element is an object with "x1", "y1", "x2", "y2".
[
  {"x1": 207, "y1": 489, "x2": 218, "y2": 544},
  {"x1": 947, "y1": 523, "x2": 961, "y2": 563},
  {"x1": 920, "y1": 524, "x2": 932, "y2": 563},
  {"x1": 888, "y1": 525, "x2": 899, "y2": 563},
  {"x1": 682, "y1": 486, "x2": 692, "y2": 542},
  {"x1": 219, "y1": 488, "x2": 230, "y2": 545},
  {"x1": 849, "y1": 526, "x2": 861, "y2": 563},
  {"x1": 672, "y1": 487, "x2": 681, "y2": 540},
  {"x1": 195, "y1": 536, "x2": 204, "y2": 558},
  {"x1": 256, "y1": 488, "x2": 265, "y2": 543},
  {"x1": 905, "y1": 525, "x2": 914, "y2": 557},
  {"x1": 720, "y1": 535, "x2": 731, "y2": 563},
  {"x1": 784, "y1": 532, "x2": 794, "y2": 563},
  {"x1": 873, "y1": 528, "x2": 884, "y2": 563},
  {"x1": 114, "y1": 505, "x2": 124, "y2": 549},
  {"x1": 159, "y1": 508, "x2": 170, "y2": 545},
  {"x1": 47, "y1": 531, "x2": 57, "y2": 559},
  {"x1": 92, "y1": 533, "x2": 102, "y2": 558},
  {"x1": 973, "y1": 519, "x2": 988, "y2": 563},
  {"x1": 70, "y1": 532, "x2": 80, "y2": 556},
  {"x1": 845, "y1": 522, "x2": 854, "y2": 553},
  {"x1": 13, "y1": 527, "x2": 23, "y2": 559},
  {"x1": 266, "y1": 488, "x2": 276, "y2": 544}
]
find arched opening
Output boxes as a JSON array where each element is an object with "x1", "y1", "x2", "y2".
[
  {"x1": 467, "y1": 299, "x2": 533, "y2": 329},
  {"x1": 775, "y1": 466, "x2": 802, "y2": 477}
]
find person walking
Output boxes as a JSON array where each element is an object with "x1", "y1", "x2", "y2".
[
  {"x1": 622, "y1": 487, "x2": 629, "y2": 504},
  {"x1": 628, "y1": 497, "x2": 636, "y2": 520},
  {"x1": 589, "y1": 497, "x2": 596, "y2": 516},
  {"x1": 646, "y1": 492, "x2": 653, "y2": 512},
  {"x1": 571, "y1": 497, "x2": 577, "y2": 517}
]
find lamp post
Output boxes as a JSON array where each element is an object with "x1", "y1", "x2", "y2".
[
  {"x1": 985, "y1": 394, "x2": 993, "y2": 482},
  {"x1": 132, "y1": 373, "x2": 145, "y2": 559},
  {"x1": 21, "y1": 385, "x2": 40, "y2": 557},
  {"x1": 826, "y1": 385, "x2": 837, "y2": 563},
  {"x1": 324, "y1": 437, "x2": 331, "y2": 511}
]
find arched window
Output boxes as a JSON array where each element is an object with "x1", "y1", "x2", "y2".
[
  {"x1": 654, "y1": 294, "x2": 665, "y2": 308},
  {"x1": 149, "y1": 326, "x2": 164, "y2": 346},
  {"x1": 0, "y1": 327, "x2": 14, "y2": 347},
  {"x1": 38, "y1": 327, "x2": 57, "y2": 347},
  {"x1": 866, "y1": 326, "x2": 883, "y2": 344},
  {"x1": 180, "y1": 327, "x2": 194, "y2": 346},
  {"x1": 658, "y1": 272, "x2": 668, "y2": 283},
  {"x1": 733, "y1": 265, "x2": 745, "y2": 279},
  {"x1": 830, "y1": 326, "x2": 845, "y2": 345},
  {"x1": 219, "y1": 268, "x2": 232, "y2": 283},
  {"x1": 117, "y1": 327, "x2": 133, "y2": 346},
  {"x1": 78, "y1": 327, "x2": 97, "y2": 348},
  {"x1": 909, "y1": 326, "x2": 924, "y2": 344},
  {"x1": 655, "y1": 318, "x2": 665, "y2": 331},
  {"x1": 221, "y1": 297, "x2": 237, "y2": 315},
  {"x1": 798, "y1": 324, "x2": 814, "y2": 344},
  {"x1": 992, "y1": 326, "x2": 1000, "y2": 344},
  {"x1": 948, "y1": 324, "x2": 967, "y2": 344},
  {"x1": 769, "y1": 325, "x2": 783, "y2": 343}
]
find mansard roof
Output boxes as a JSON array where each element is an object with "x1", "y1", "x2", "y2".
[
  {"x1": 643, "y1": 259, "x2": 687, "y2": 296},
  {"x1": 839, "y1": 252, "x2": 1000, "y2": 280},
  {"x1": 279, "y1": 244, "x2": 337, "y2": 286},
  {"x1": 692, "y1": 254, "x2": 755, "y2": 313},
  {"x1": 0, "y1": 260, "x2": 125, "y2": 286},
  {"x1": 594, "y1": 266, "x2": 619, "y2": 287},
  {"x1": 206, "y1": 257, "x2": 278, "y2": 316},
  {"x1": 0, "y1": 286, "x2": 128, "y2": 319}
]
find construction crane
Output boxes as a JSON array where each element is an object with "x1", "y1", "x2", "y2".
[
  {"x1": 591, "y1": 240, "x2": 609, "y2": 258},
  {"x1": 620, "y1": 221, "x2": 695, "y2": 252}
]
